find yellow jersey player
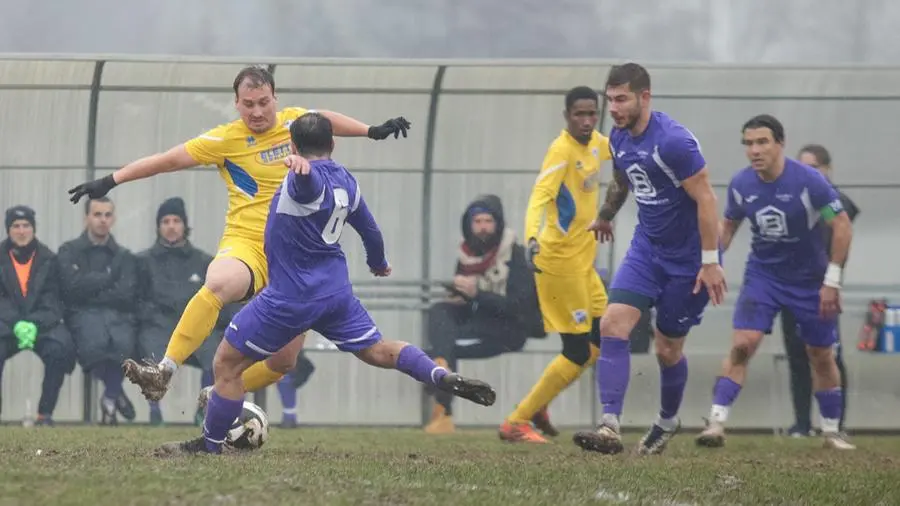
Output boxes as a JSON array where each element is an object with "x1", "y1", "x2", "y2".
[
  {"x1": 68, "y1": 66, "x2": 411, "y2": 403},
  {"x1": 498, "y1": 86, "x2": 610, "y2": 443}
]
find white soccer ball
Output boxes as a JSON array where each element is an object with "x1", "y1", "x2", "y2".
[{"x1": 226, "y1": 401, "x2": 269, "y2": 450}]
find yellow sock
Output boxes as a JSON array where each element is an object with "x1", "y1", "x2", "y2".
[
  {"x1": 164, "y1": 286, "x2": 223, "y2": 365},
  {"x1": 242, "y1": 361, "x2": 285, "y2": 392},
  {"x1": 508, "y1": 354, "x2": 585, "y2": 423}
]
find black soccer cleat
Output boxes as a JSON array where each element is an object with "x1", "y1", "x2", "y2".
[
  {"x1": 573, "y1": 424, "x2": 625, "y2": 455},
  {"x1": 438, "y1": 373, "x2": 496, "y2": 407},
  {"x1": 154, "y1": 436, "x2": 216, "y2": 457}
]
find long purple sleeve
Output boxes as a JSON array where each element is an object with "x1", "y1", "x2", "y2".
[
  {"x1": 347, "y1": 195, "x2": 387, "y2": 270},
  {"x1": 286, "y1": 167, "x2": 326, "y2": 204}
]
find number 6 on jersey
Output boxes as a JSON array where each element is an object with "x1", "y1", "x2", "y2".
[{"x1": 322, "y1": 188, "x2": 350, "y2": 244}]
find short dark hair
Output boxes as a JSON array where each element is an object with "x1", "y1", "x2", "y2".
[
  {"x1": 798, "y1": 144, "x2": 831, "y2": 166},
  {"x1": 741, "y1": 114, "x2": 785, "y2": 144},
  {"x1": 605, "y1": 63, "x2": 651, "y2": 93},
  {"x1": 85, "y1": 196, "x2": 113, "y2": 216},
  {"x1": 233, "y1": 66, "x2": 276, "y2": 97},
  {"x1": 290, "y1": 112, "x2": 334, "y2": 157},
  {"x1": 565, "y1": 86, "x2": 598, "y2": 111}
]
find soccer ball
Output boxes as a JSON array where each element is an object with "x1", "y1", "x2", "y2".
[{"x1": 226, "y1": 401, "x2": 269, "y2": 450}]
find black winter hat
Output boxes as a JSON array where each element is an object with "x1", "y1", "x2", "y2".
[
  {"x1": 156, "y1": 197, "x2": 188, "y2": 228},
  {"x1": 5, "y1": 205, "x2": 36, "y2": 233}
]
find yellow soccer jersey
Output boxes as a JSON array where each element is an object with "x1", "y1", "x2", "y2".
[
  {"x1": 184, "y1": 107, "x2": 309, "y2": 241},
  {"x1": 524, "y1": 129, "x2": 611, "y2": 275}
]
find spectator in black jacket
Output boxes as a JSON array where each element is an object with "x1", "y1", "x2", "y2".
[
  {"x1": 0, "y1": 206, "x2": 76, "y2": 425},
  {"x1": 58, "y1": 197, "x2": 139, "y2": 426},
  {"x1": 783, "y1": 144, "x2": 860, "y2": 436},
  {"x1": 136, "y1": 197, "x2": 239, "y2": 426},
  {"x1": 423, "y1": 194, "x2": 543, "y2": 434}
]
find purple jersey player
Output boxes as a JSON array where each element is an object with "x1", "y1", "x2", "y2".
[
  {"x1": 696, "y1": 114, "x2": 855, "y2": 451},
  {"x1": 156, "y1": 112, "x2": 496, "y2": 456},
  {"x1": 572, "y1": 63, "x2": 726, "y2": 456}
]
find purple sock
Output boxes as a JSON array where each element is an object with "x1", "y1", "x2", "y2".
[
  {"x1": 659, "y1": 356, "x2": 688, "y2": 419},
  {"x1": 277, "y1": 374, "x2": 297, "y2": 422},
  {"x1": 815, "y1": 388, "x2": 842, "y2": 422},
  {"x1": 396, "y1": 345, "x2": 447, "y2": 387},
  {"x1": 200, "y1": 370, "x2": 214, "y2": 389},
  {"x1": 712, "y1": 376, "x2": 742, "y2": 407},
  {"x1": 597, "y1": 337, "x2": 631, "y2": 416},
  {"x1": 202, "y1": 390, "x2": 244, "y2": 454}
]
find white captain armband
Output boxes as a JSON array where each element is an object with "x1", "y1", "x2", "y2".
[
  {"x1": 701, "y1": 250, "x2": 719, "y2": 265},
  {"x1": 824, "y1": 263, "x2": 842, "y2": 288}
]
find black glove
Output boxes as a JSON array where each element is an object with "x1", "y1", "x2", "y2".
[
  {"x1": 525, "y1": 238, "x2": 542, "y2": 273},
  {"x1": 367, "y1": 117, "x2": 411, "y2": 140},
  {"x1": 68, "y1": 174, "x2": 118, "y2": 204}
]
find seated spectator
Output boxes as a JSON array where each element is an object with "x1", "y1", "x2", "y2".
[
  {"x1": 136, "y1": 197, "x2": 239, "y2": 426},
  {"x1": 423, "y1": 194, "x2": 543, "y2": 434},
  {"x1": 0, "y1": 206, "x2": 76, "y2": 425},
  {"x1": 58, "y1": 197, "x2": 138, "y2": 426}
]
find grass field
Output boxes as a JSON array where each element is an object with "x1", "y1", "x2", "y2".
[{"x1": 1, "y1": 426, "x2": 898, "y2": 506}]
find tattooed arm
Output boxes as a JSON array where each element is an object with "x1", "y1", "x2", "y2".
[{"x1": 597, "y1": 169, "x2": 630, "y2": 221}]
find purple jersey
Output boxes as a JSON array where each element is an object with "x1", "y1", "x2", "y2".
[
  {"x1": 725, "y1": 158, "x2": 843, "y2": 286},
  {"x1": 609, "y1": 111, "x2": 706, "y2": 271},
  {"x1": 264, "y1": 159, "x2": 387, "y2": 300}
]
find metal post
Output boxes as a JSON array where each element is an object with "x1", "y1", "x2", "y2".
[
  {"x1": 419, "y1": 66, "x2": 447, "y2": 426},
  {"x1": 82, "y1": 60, "x2": 105, "y2": 423}
]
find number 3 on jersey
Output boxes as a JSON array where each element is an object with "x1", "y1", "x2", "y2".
[{"x1": 322, "y1": 188, "x2": 350, "y2": 244}]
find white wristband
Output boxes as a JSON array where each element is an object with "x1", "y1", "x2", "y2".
[
  {"x1": 824, "y1": 263, "x2": 842, "y2": 288},
  {"x1": 701, "y1": 250, "x2": 719, "y2": 265}
]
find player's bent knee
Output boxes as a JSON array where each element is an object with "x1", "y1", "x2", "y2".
[
  {"x1": 729, "y1": 331, "x2": 762, "y2": 366},
  {"x1": 560, "y1": 333, "x2": 591, "y2": 366},
  {"x1": 355, "y1": 340, "x2": 407, "y2": 368},
  {"x1": 212, "y1": 339, "x2": 248, "y2": 381},
  {"x1": 205, "y1": 257, "x2": 254, "y2": 303},
  {"x1": 652, "y1": 332, "x2": 685, "y2": 366},
  {"x1": 599, "y1": 302, "x2": 644, "y2": 338}
]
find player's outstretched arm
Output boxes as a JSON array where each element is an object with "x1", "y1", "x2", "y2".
[
  {"x1": 67, "y1": 144, "x2": 200, "y2": 204},
  {"x1": 346, "y1": 195, "x2": 388, "y2": 274},
  {"x1": 682, "y1": 168, "x2": 719, "y2": 255},
  {"x1": 317, "y1": 110, "x2": 410, "y2": 140}
]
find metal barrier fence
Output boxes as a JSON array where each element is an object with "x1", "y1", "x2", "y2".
[{"x1": 1, "y1": 55, "x2": 899, "y2": 430}]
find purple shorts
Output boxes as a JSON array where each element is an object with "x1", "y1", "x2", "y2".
[
  {"x1": 610, "y1": 234, "x2": 711, "y2": 337},
  {"x1": 225, "y1": 288, "x2": 382, "y2": 361},
  {"x1": 732, "y1": 272, "x2": 837, "y2": 348}
]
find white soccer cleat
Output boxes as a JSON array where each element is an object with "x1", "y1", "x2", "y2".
[
  {"x1": 822, "y1": 432, "x2": 856, "y2": 450},
  {"x1": 695, "y1": 419, "x2": 726, "y2": 448}
]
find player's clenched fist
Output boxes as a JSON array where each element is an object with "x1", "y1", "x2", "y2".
[
  {"x1": 284, "y1": 154, "x2": 311, "y2": 175},
  {"x1": 371, "y1": 263, "x2": 392, "y2": 277},
  {"x1": 68, "y1": 174, "x2": 118, "y2": 204}
]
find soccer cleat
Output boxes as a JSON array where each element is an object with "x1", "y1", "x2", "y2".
[
  {"x1": 122, "y1": 358, "x2": 173, "y2": 402},
  {"x1": 35, "y1": 415, "x2": 54, "y2": 427},
  {"x1": 823, "y1": 431, "x2": 856, "y2": 450},
  {"x1": 532, "y1": 406, "x2": 559, "y2": 437},
  {"x1": 197, "y1": 385, "x2": 213, "y2": 414},
  {"x1": 695, "y1": 418, "x2": 726, "y2": 448},
  {"x1": 424, "y1": 414, "x2": 455, "y2": 434},
  {"x1": 636, "y1": 418, "x2": 680, "y2": 456},
  {"x1": 154, "y1": 436, "x2": 217, "y2": 457},
  {"x1": 99, "y1": 397, "x2": 118, "y2": 426},
  {"x1": 437, "y1": 373, "x2": 496, "y2": 407},
  {"x1": 573, "y1": 423, "x2": 624, "y2": 455},
  {"x1": 116, "y1": 393, "x2": 136, "y2": 422},
  {"x1": 498, "y1": 421, "x2": 548, "y2": 443}
]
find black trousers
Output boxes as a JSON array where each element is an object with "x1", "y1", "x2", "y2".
[
  {"x1": 781, "y1": 310, "x2": 847, "y2": 431},
  {"x1": 426, "y1": 302, "x2": 524, "y2": 415},
  {"x1": 0, "y1": 338, "x2": 72, "y2": 417}
]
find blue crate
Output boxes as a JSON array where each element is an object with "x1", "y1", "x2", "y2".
[{"x1": 877, "y1": 306, "x2": 900, "y2": 353}]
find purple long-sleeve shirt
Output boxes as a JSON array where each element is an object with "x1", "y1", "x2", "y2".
[{"x1": 264, "y1": 159, "x2": 387, "y2": 300}]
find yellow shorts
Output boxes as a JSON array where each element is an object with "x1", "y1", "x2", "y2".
[
  {"x1": 215, "y1": 236, "x2": 268, "y2": 298},
  {"x1": 534, "y1": 269, "x2": 608, "y2": 334}
]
